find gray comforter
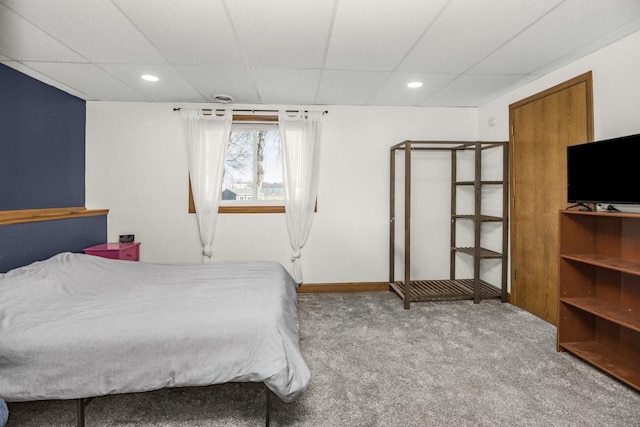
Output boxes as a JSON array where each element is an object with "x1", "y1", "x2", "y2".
[{"x1": 0, "y1": 253, "x2": 309, "y2": 403}]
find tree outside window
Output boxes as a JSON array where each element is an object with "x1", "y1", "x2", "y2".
[{"x1": 223, "y1": 124, "x2": 283, "y2": 203}]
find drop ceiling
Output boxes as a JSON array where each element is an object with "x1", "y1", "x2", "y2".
[{"x1": 1, "y1": 0, "x2": 639, "y2": 107}]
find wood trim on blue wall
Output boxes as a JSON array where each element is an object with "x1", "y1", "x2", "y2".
[{"x1": 0, "y1": 207, "x2": 109, "y2": 226}]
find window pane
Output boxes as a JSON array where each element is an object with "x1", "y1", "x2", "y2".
[
  {"x1": 223, "y1": 130, "x2": 254, "y2": 200},
  {"x1": 222, "y1": 128, "x2": 283, "y2": 202}
]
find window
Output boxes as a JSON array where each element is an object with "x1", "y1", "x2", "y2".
[
  {"x1": 223, "y1": 124, "x2": 283, "y2": 203},
  {"x1": 188, "y1": 115, "x2": 286, "y2": 214}
]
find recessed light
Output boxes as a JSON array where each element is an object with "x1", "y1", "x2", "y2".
[
  {"x1": 407, "y1": 81, "x2": 423, "y2": 88},
  {"x1": 141, "y1": 74, "x2": 159, "y2": 82}
]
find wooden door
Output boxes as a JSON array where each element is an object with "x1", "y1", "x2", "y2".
[{"x1": 509, "y1": 72, "x2": 594, "y2": 325}]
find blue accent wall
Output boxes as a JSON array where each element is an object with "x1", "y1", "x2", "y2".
[
  {"x1": 0, "y1": 216, "x2": 107, "y2": 273},
  {"x1": 0, "y1": 64, "x2": 86, "y2": 210},
  {"x1": 0, "y1": 65, "x2": 107, "y2": 272}
]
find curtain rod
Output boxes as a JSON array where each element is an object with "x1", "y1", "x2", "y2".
[{"x1": 173, "y1": 108, "x2": 327, "y2": 114}]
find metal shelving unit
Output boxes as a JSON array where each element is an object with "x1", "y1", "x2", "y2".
[{"x1": 389, "y1": 140, "x2": 509, "y2": 309}]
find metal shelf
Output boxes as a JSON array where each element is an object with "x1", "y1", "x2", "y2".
[
  {"x1": 390, "y1": 279, "x2": 502, "y2": 302},
  {"x1": 453, "y1": 246, "x2": 503, "y2": 259},
  {"x1": 389, "y1": 140, "x2": 508, "y2": 308}
]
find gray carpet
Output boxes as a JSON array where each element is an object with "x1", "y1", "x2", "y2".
[{"x1": 6, "y1": 292, "x2": 640, "y2": 426}]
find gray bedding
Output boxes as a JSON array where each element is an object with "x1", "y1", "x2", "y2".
[{"x1": 0, "y1": 253, "x2": 309, "y2": 403}]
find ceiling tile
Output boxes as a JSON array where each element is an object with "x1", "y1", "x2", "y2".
[
  {"x1": 538, "y1": 16, "x2": 640, "y2": 75},
  {"x1": 252, "y1": 69, "x2": 321, "y2": 104},
  {"x1": 177, "y1": 65, "x2": 260, "y2": 104},
  {"x1": 0, "y1": 3, "x2": 87, "y2": 62},
  {"x1": 101, "y1": 64, "x2": 205, "y2": 102},
  {"x1": 324, "y1": 0, "x2": 448, "y2": 71},
  {"x1": 399, "y1": 0, "x2": 564, "y2": 73},
  {"x1": 369, "y1": 73, "x2": 458, "y2": 106},
  {"x1": 420, "y1": 74, "x2": 526, "y2": 107},
  {"x1": 471, "y1": 0, "x2": 640, "y2": 74},
  {"x1": 225, "y1": 0, "x2": 335, "y2": 68},
  {"x1": 1, "y1": 0, "x2": 638, "y2": 106},
  {"x1": 315, "y1": 70, "x2": 390, "y2": 105},
  {"x1": 25, "y1": 62, "x2": 149, "y2": 101},
  {"x1": 113, "y1": 0, "x2": 245, "y2": 67},
  {"x1": 1, "y1": 0, "x2": 166, "y2": 64}
]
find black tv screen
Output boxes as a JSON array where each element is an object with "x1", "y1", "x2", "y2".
[{"x1": 567, "y1": 133, "x2": 640, "y2": 205}]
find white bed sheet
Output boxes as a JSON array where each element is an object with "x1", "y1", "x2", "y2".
[{"x1": 0, "y1": 253, "x2": 309, "y2": 403}]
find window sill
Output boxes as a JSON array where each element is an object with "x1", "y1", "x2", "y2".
[
  {"x1": 218, "y1": 205, "x2": 285, "y2": 214},
  {"x1": 189, "y1": 203, "x2": 317, "y2": 214}
]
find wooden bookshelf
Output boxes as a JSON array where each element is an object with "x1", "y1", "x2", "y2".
[{"x1": 558, "y1": 210, "x2": 640, "y2": 391}]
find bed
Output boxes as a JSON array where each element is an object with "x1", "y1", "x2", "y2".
[{"x1": 0, "y1": 252, "x2": 310, "y2": 425}]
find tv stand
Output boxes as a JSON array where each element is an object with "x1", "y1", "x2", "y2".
[
  {"x1": 567, "y1": 202, "x2": 593, "y2": 211},
  {"x1": 558, "y1": 210, "x2": 640, "y2": 391}
]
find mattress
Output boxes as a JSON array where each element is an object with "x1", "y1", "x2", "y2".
[{"x1": 0, "y1": 253, "x2": 310, "y2": 403}]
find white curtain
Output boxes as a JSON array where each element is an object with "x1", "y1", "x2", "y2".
[
  {"x1": 181, "y1": 109, "x2": 232, "y2": 262},
  {"x1": 279, "y1": 110, "x2": 323, "y2": 283}
]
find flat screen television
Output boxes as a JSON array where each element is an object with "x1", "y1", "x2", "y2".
[{"x1": 567, "y1": 133, "x2": 640, "y2": 206}]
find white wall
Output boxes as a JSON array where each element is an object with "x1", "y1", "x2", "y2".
[
  {"x1": 475, "y1": 29, "x2": 640, "y2": 289},
  {"x1": 86, "y1": 103, "x2": 478, "y2": 283},
  {"x1": 86, "y1": 30, "x2": 640, "y2": 285},
  {"x1": 478, "y1": 30, "x2": 640, "y2": 141}
]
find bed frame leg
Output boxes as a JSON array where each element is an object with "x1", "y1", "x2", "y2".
[
  {"x1": 76, "y1": 397, "x2": 93, "y2": 427},
  {"x1": 265, "y1": 386, "x2": 271, "y2": 427},
  {"x1": 76, "y1": 399, "x2": 85, "y2": 427}
]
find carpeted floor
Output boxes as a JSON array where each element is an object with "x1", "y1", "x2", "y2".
[{"x1": 6, "y1": 292, "x2": 640, "y2": 426}]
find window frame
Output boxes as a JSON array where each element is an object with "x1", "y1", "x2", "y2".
[{"x1": 188, "y1": 114, "x2": 286, "y2": 214}]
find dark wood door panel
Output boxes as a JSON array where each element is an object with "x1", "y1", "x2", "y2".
[{"x1": 509, "y1": 72, "x2": 594, "y2": 324}]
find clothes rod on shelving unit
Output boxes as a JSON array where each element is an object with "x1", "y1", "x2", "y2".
[{"x1": 172, "y1": 107, "x2": 327, "y2": 115}]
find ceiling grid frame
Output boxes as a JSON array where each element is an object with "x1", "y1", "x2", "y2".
[{"x1": 1, "y1": 0, "x2": 639, "y2": 106}]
